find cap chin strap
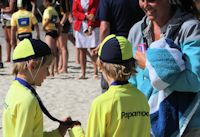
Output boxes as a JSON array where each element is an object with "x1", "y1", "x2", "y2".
[{"x1": 27, "y1": 57, "x2": 44, "y2": 84}]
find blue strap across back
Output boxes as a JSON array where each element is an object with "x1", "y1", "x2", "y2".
[{"x1": 110, "y1": 81, "x2": 129, "y2": 86}]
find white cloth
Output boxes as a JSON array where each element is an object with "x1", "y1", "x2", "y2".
[
  {"x1": 2, "y1": 13, "x2": 12, "y2": 20},
  {"x1": 75, "y1": 28, "x2": 99, "y2": 49}
]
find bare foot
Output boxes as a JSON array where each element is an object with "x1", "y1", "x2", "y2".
[
  {"x1": 93, "y1": 74, "x2": 99, "y2": 80},
  {"x1": 59, "y1": 69, "x2": 68, "y2": 74},
  {"x1": 77, "y1": 75, "x2": 87, "y2": 80},
  {"x1": 49, "y1": 71, "x2": 54, "y2": 77}
]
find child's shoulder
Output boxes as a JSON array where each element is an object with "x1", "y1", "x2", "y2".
[
  {"x1": 126, "y1": 84, "x2": 148, "y2": 99},
  {"x1": 12, "y1": 10, "x2": 19, "y2": 16},
  {"x1": 44, "y1": 6, "x2": 57, "y2": 14},
  {"x1": 110, "y1": 84, "x2": 148, "y2": 103},
  {"x1": 91, "y1": 90, "x2": 113, "y2": 107},
  {"x1": 13, "y1": 9, "x2": 31, "y2": 16},
  {"x1": 91, "y1": 84, "x2": 148, "y2": 110},
  {"x1": 9, "y1": 81, "x2": 37, "y2": 104}
]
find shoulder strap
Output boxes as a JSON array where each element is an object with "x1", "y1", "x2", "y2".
[{"x1": 141, "y1": 17, "x2": 149, "y2": 48}]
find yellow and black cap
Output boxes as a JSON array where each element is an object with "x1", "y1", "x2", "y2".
[
  {"x1": 98, "y1": 34, "x2": 133, "y2": 64},
  {"x1": 13, "y1": 39, "x2": 51, "y2": 62}
]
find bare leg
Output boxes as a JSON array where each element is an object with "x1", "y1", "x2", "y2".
[
  {"x1": 67, "y1": 33, "x2": 80, "y2": 65},
  {"x1": 86, "y1": 49, "x2": 92, "y2": 60},
  {"x1": 79, "y1": 48, "x2": 87, "y2": 79},
  {"x1": 57, "y1": 40, "x2": 62, "y2": 70},
  {"x1": 90, "y1": 48, "x2": 98, "y2": 79},
  {"x1": 76, "y1": 48, "x2": 80, "y2": 64},
  {"x1": 58, "y1": 33, "x2": 68, "y2": 73},
  {"x1": 3, "y1": 27, "x2": 12, "y2": 62},
  {"x1": 45, "y1": 35, "x2": 57, "y2": 76}
]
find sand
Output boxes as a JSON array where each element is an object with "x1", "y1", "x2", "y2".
[{"x1": 0, "y1": 24, "x2": 101, "y2": 137}]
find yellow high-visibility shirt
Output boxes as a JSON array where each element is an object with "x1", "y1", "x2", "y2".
[
  {"x1": 42, "y1": 6, "x2": 60, "y2": 31},
  {"x1": 11, "y1": 9, "x2": 38, "y2": 34},
  {"x1": 3, "y1": 80, "x2": 62, "y2": 137},
  {"x1": 69, "y1": 83, "x2": 151, "y2": 137}
]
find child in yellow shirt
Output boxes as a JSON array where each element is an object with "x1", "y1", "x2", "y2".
[
  {"x1": 11, "y1": 0, "x2": 40, "y2": 48},
  {"x1": 68, "y1": 35, "x2": 150, "y2": 137},
  {"x1": 3, "y1": 38, "x2": 78, "y2": 137},
  {"x1": 42, "y1": 0, "x2": 61, "y2": 76}
]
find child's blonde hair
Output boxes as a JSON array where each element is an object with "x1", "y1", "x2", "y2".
[
  {"x1": 97, "y1": 58, "x2": 136, "y2": 81},
  {"x1": 12, "y1": 54, "x2": 53, "y2": 76}
]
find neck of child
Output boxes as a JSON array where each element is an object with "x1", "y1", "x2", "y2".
[
  {"x1": 106, "y1": 76, "x2": 115, "y2": 86},
  {"x1": 17, "y1": 73, "x2": 34, "y2": 86}
]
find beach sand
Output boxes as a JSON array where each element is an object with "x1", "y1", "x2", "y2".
[{"x1": 0, "y1": 25, "x2": 101, "y2": 137}]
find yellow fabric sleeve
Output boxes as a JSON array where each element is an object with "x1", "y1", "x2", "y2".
[
  {"x1": 68, "y1": 125, "x2": 85, "y2": 137},
  {"x1": 44, "y1": 129, "x2": 62, "y2": 137}
]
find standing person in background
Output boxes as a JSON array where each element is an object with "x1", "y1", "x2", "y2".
[
  {"x1": 55, "y1": 0, "x2": 70, "y2": 73},
  {"x1": 128, "y1": 0, "x2": 200, "y2": 136},
  {"x1": 68, "y1": 0, "x2": 92, "y2": 66},
  {"x1": 11, "y1": 0, "x2": 40, "y2": 48},
  {"x1": 72, "y1": 0, "x2": 100, "y2": 79},
  {"x1": 96, "y1": 0, "x2": 144, "y2": 92},
  {"x1": 1, "y1": 0, "x2": 16, "y2": 62},
  {"x1": 42, "y1": 0, "x2": 61, "y2": 76}
]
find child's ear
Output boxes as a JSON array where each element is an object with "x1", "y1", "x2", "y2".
[
  {"x1": 97, "y1": 59, "x2": 104, "y2": 72},
  {"x1": 27, "y1": 60, "x2": 37, "y2": 71}
]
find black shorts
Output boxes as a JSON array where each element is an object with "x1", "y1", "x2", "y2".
[
  {"x1": 62, "y1": 20, "x2": 71, "y2": 33},
  {"x1": 59, "y1": 14, "x2": 71, "y2": 33},
  {"x1": 45, "y1": 30, "x2": 59, "y2": 38},
  {"x1": 17, "y1": 33, "x2": 32, "y2": 41}
]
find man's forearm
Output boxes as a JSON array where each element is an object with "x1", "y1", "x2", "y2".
[{"x1": 99, "y1": 21, "x2": 110, "y2": 42}]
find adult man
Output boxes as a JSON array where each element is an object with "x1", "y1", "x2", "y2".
[{"x1": 96, "y1": 0, "x2": 144, "y2": 92}]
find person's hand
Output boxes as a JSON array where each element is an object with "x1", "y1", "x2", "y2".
[
  {"x1": 88, "y1": 26, "x2": 93, "y2": 35},
  {"x1": 85, "y1": 26, "x2": 93, "y2": 36},
  {"x1": 86, "y1": 14, "x2": 95, "y2": 21},
  {"x1": 58, "y1": 117, "x2": 81, "y2": 137},
  {"x1": 58, "y1": 117, "x2": 72, "y2": 137},
  {"x1": 134, "y1": 50, "x2": 146, "y2": 69},
  {"x1": 91, "y1": 44, "x2": 100, "y2": 56}
]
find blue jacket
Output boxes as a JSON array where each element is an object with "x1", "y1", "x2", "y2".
[{"x1": 128, "y1": 8, "x2": 200, "y2": 137}]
